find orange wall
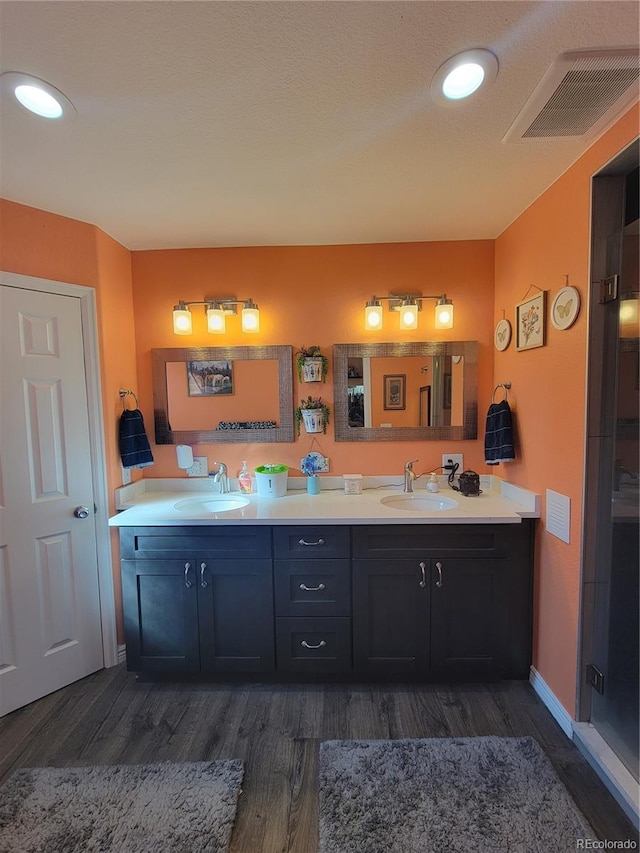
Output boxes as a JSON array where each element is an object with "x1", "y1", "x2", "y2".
[
  {"x1": 131, "y1": 240, "x2": 495, "y2": 478},
  {"x1": 494, "y1": 103, "x2": 639, "y2": 715},
  {"x1": 0, "y1": 198, "x2": 137, "y2": 641}
]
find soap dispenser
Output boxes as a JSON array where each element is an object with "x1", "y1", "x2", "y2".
[
  {"x1": 427, "y1": 472, "x2": 440, "y2": 493},
  {"x1": 238, "y1": 461, "x2": 252, "y2": 493}
]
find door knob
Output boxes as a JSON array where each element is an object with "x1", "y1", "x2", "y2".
[{"x1": 74, "y1": 506, "x2": 90, "y2": 519}]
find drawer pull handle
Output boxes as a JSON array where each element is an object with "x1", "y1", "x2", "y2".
[
  {"x1": 298, "y1": 538, "x2": 325, "y2": 547},
  {"x1": 299, "y1": 583, "x2": 326, "y2": 592},
  {"x1": 435, "y1": 561, "x2": 443, "y2": 588},
  {"x1": 301, "y1": 640, "x2": 327, "y2": 649},
  {"x1": 200, "y1": 562, "x2": 208, "y2": 588},
  {"x1": 419, "y1": 561, "x2": 427, "y2": 588},
  {"x1": 184, "y1": 562, "x2": 193, "y2": 589}
]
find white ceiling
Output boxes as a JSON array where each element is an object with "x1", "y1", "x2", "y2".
[{"x1": 0, "y1": 1, "x2": 638, "y2": 250}]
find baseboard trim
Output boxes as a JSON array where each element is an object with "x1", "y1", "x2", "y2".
[
  {"x1": 529, "y1": 666, "x2": 573, "y2": 739},
  {"x1": 529, "y1": 666, "x2": 639, "y2": 828},
  {"x1": 573, "y1": 723, "x2": 640, "y2": 830},
  {"x1": 117, "y1": 644, "x2": 127, "y2": 666}
]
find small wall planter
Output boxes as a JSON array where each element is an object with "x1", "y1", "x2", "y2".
[
  {"x1": 295, "y1": 397, "x2": 330, "y2": 435},
  {"x1": 296, "y1": 346, "x2": 328, "y2": 383},
  {"x1": 301, "y1": 357, "x2": 325, "y2": 383},
  {"x1": 301, "y1": 408, "x2": 325, "y2": 433}
]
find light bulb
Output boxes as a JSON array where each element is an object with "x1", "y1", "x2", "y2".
[
  {"x1": 399, "y1": 300, "x2": 418, "y2": 330},
  {"x1": 207, "y1": 306, "x2": 226, "y2": 333},
  {"x1": 15, "y1": 83, "x2": 63, "y2": 118},
  {"x1": 365, "y1": 302, "x2": 383, "y2": 330},
  {"x1": 620, "y1": 297, "x2": 639, "y2": 327},
  {"x1": 434, "y1": 299, "x2": 454, "y2": 330},
  {"x1": 242, "y1": 303, "x2": 260, "y2": 333},
  {"x1": 173, "y1": 306, "x2": 192, "y2": 335},
  {"x1": 442, "y1": 63, "x2": 485, "y2": 100}
]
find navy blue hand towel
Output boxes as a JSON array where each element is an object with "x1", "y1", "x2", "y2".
[
  {"x1": 484, "y1": 400, "x2": 515, "y2": 465},
  {"x1": 119, "y1": 409, "x2": 154, "y2": 469}
]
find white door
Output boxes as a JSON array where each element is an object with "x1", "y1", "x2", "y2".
[{"x1": 0, "y1": 285, "x2": 104, "y2": 716}]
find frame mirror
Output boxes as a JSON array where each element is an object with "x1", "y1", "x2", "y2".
[
  {"x1": 333, "y1": 341, "x2": 478, "y2": 441},
  {"x1": 152, "y1": 345, "x2": 294, "y2": 444}
]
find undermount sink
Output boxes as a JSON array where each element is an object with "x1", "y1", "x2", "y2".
[
  {"x1": 380, "y1": 494, "x2": 459, "y2": 512},
  {"x1": 173, "y1": 496, "x2": 251, "y2": 514}
]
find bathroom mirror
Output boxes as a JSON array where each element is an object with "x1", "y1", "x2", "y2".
[
  {"x1": 152, "y1": 345, "x2": 294, "y2": 444},
  {"x1": 333, "y1": 341, "x2": 477, "y2": 441}
]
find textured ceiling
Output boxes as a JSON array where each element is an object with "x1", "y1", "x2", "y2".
[{"x1": 0, "y1": 1, "x2": 638, "y2": 250}]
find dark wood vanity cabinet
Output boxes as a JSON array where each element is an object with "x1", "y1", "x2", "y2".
[
  {"x1": 352, "y1": 522, "x2": 534, "y2": 680},
  {"x1": 120, "y1": 526, "x2": 274, "y2": 675},
  {"x1": 119, "y1": 520, "x2": 533, "y2": 681}
]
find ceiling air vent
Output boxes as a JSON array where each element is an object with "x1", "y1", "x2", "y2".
[{"x1": 504, "y1": 49, "x2": 639, "y2": 143}]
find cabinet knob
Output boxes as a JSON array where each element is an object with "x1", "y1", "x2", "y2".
[
  {"x1": 298, "y1": 538, "x2": 325, "y2": 547},
  {"x1": 184, "y1": 562, "x2": 193, "y2": 588},
  {"x1": 301, "y1": 640, "x2": 327, "y2": 649},
  {"x1": 419, "y1": 561, "x2": 427, "y2": 588},
  {"x1": 200, "y1": 562, "x2": 208, "y2": 588},
  {"x1": 299, "y1": 583, "x2": 326, "y2": 592},
  {"x1": 435, "y1": 561, "x2": 443, "y2": 588}
]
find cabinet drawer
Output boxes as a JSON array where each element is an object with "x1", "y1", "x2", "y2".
[
  {"x1": 276, "y1": 617, "x2": 352, "y2": 673},
  {"x1": 352, "y1": 524, "x2": 509, "y2": 559},
  {"x1": 273, "y1": 526, "x2": 350, "y2": 559},
  {"x1": 120, "y1": 525, "x2": 272, "y2": 559},
  {"x1": 274, "y1": 559, "x2": 351, "y2": 617}
]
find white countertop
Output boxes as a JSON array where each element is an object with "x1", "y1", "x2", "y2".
[{"x1": 109, "y1": 475, "x2": 540, "y2": 527}]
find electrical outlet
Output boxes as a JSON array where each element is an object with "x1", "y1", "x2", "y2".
[
  {"x1": 442, "y1": 453, "x2": 463, "y2": 474},
  {"x1": 121, "y1": 466, "x2": 132, "y2": 485},
  {"x1": 186, "y1": 456, "x2": 208, "y2": 477}
]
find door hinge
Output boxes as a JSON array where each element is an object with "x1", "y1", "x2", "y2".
[
  {"x1": 586, "y1": 663, "x2": 605, "y2": 694},
  {"x1": 599, "y1": 274, "x2": 618, "y2": 303}
]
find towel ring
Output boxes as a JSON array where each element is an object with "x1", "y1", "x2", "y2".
[
  {"x1": 119, "y1": 389, "x2": 139, "y2": 410},
  {"x1": 492, "y1": 382, "x2": 511, "y2": 403}
]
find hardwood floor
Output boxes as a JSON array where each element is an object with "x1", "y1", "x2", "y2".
[{"x1": 1, "y1": 665, "x2": 637, "y2": 851}]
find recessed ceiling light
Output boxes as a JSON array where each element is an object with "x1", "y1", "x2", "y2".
[
  {"x1": 431, "y1": 49, "x2": 499, "y2": 106},
  {"x1": 0, "y1": 71, "x2": 76, "y2": 119}
]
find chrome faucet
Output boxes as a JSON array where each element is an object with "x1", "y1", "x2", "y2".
[
  {"x1": 210, "y1": 462, "x2": 229, "y2": 494},
  {"x1": 404, "y1": 459, "x2": 419, "y2": 493}
]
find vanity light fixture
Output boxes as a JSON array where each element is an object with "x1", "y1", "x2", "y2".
[
  {"x1": 172, "y1": 296, "x2": 260, "y2": 336},
  {"x1": 1, "y1": 71, "x2": 76, "y2": 119},
  {"x1": 364, "y1": 293, "x2": 454, "y2": 331},
  {"x1": 430, "y1": 49, "x2": 499, "y2": 107}
]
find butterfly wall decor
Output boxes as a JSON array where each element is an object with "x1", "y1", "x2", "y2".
[
  {"x1": 494, "y1": 318, "x2": 512, "y2": 351},
  {"x1": 551, "y1": 286, "x2": 580, "y2": 330}
]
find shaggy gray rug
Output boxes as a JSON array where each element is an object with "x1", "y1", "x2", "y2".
[
  {"x1": 0, "y1": 760, "x2": 243, "y2": 853},
  {"x1": 319, "y1": 736, "x2": 597, "y2": 852}
]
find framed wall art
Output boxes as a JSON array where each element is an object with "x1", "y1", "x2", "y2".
[
  {"x1": 383, "y1": 374, "x2": 406, "y2": 410},
  {"x1": 187, "y1": 360, "x2": 234, "y2": 396},
  {"x1": 551, "y1": 285, "x2": 580, "y2": 330},
  {"x1": 516, "y1": 292, "x2": 546, "y2": 351},
  {"x1": 494, "y1": 318, "x2": 512, "y2": 351}
]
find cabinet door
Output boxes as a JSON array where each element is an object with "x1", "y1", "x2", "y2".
[
  {"x1": 122, "y1": 559, "x2": 200, "y2": 673},
  {"x1": 352, "y1": 558, "x2": 429, "y2": 674},
  {"x1": 198, "y1": 558, "x2": 275, "y2": 673},
  {"x1": 429, "y1": 558, "x2": 505, "y2": 678}
]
